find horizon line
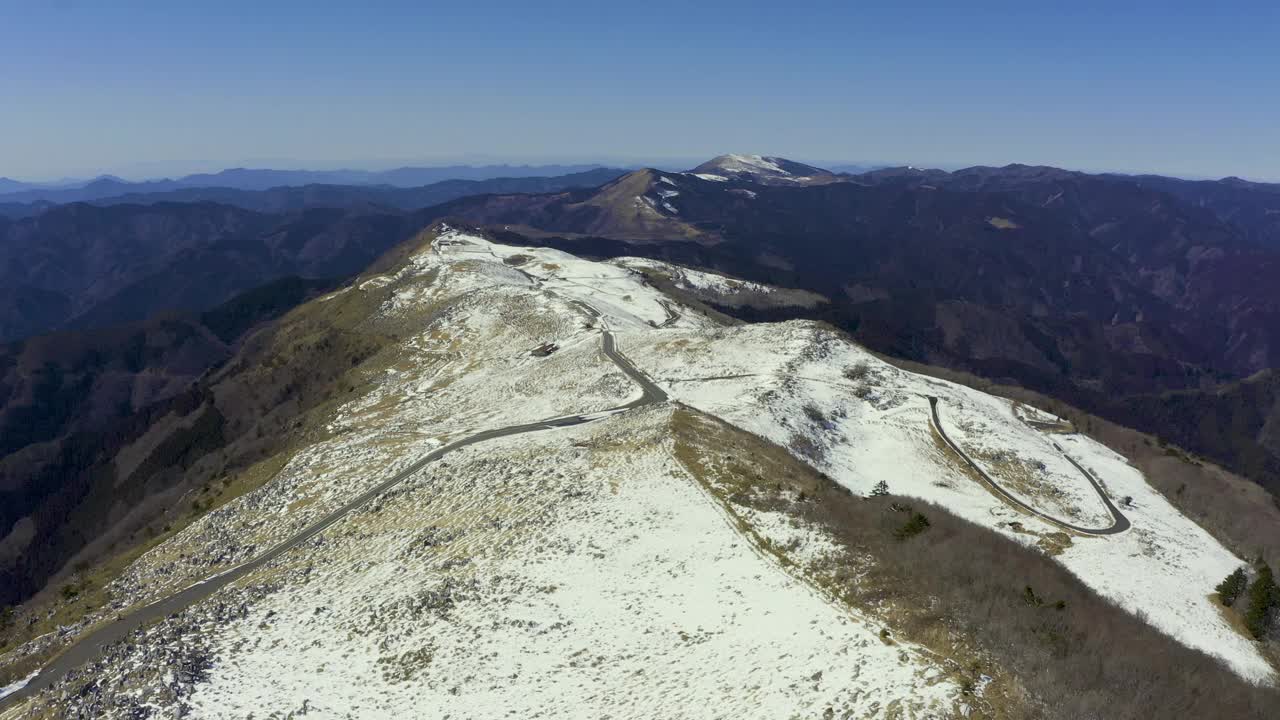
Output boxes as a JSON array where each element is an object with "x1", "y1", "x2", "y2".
[{"x1": 3, "y1": 155, "x2": 1276, "y2": 187}]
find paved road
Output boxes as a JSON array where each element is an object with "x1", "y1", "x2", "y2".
[
  {"x1": 0, "y1": 313, "x2": 666, "y2": 711},
  {"x1": 654, "y1": 300, "x2": 680, "y2": 328},
  {"x1": 927, "y1": 396, "x2": 1130, "y2": 536}
]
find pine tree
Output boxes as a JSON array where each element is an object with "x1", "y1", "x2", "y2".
[
  {"x1": 0, "y1": 605, "x2": 13, "y2": 644},
  {"x1": 1244, "y1": 563, "x2": 1280, "y2": 640},
  {"x1": 1216, "y1": 567, "x2": 1248, "y2": 607},
  {"x1": 894, "y1": 512, "x2": 930, "y2": 540},
  {"x1": 870, "y1": 480, "x2": 890, "y2": 497}
]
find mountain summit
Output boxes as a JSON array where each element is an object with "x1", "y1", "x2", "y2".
[{"x1": 689, "y1": 154, "x2": 840, "y2": 185}]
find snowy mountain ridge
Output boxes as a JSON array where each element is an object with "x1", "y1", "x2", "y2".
[{"x1": 0, "y1": 225, "x2": 1272, "y2": 718}]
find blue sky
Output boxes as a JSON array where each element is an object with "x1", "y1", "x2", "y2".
[{"x1": 1, "y1": 1, "x2": 1276, "y2": 180}]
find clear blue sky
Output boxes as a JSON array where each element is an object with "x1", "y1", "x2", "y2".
[{"x1": 1, "y1": 1, "x2": 1276, "y2": 181}]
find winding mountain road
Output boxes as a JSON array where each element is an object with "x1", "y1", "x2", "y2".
[
  {"x1": 0, "y1": 309, "x2": 666, "y2": 711},
  {"x1": 927, "y1": 396, "x2": 1130, "y2": 536}
]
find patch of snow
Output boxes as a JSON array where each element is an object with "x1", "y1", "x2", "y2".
[
  {"x1": 0, "y1": 671, "x2": 38, "y2": 700},
  {"x1": 359, "y1": 276, "x2": 392, "y2": 290},
  {"x1": 431, "y1": 230, "x2": 711, "y2": 332},
  {"x1": 613, "y1": 257, "x2": 776, "y2": 298},
  {"x1": 692, "y1": 173, "x2": 729, "y2": 182},
  {"x1": 725, "y1": 154, "x2": 789, "y2": 175},
  {"x1": 317, "y1": 286, "x2": 352, "y2": 302}
]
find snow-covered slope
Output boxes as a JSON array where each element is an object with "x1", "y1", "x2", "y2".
[
  {"x1": 1, "y1": 227, "x2": 1271, "y2": 718},
  {"x1": 184, "y1": 407, "x2": 958, "y2": 718},
  {"x1": 423, "y1": 230, "x2": 1272, "y2": 682},
  {"x1": 688, "y1": 154, "x2": 841, "y2": 185},
  {"x1": 612, "y1": 256, "x2": 828, "y2": 309},
  {"x1": 624, "y1": 321, "x2": 1274, "y2": 682}
]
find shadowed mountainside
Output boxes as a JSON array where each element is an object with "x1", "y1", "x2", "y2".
[
  {"x1": 0, "y1": 202, "x2": 418, "y2": 342},
  {"x1": 0, "y1": 276, "x2": 337, "y2": 604}
]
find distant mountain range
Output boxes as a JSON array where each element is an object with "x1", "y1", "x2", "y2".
[
  {"x1": 0, "y1": 163, "x2": 612, "y2": 206},
  {"x1": 0, "y1": 169, "x2": 625, "y2": 341},
  {"x1": 842, "y1": 163, "x2": 1280, "y2": 250},
  {"x1": 0, "y1": 168, "x2": 626, "y2": 219}
]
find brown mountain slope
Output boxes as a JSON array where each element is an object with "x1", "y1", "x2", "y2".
[
  {"x1": 0, "y1": 276, "x2": 336, "y2": 605},
  {"x1": 425, "y1": 169, "x2": 716, "y2": 242}
]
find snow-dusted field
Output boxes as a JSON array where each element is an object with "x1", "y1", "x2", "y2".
[
  {"x1": 108, "y1": 230, "x2": 652, "y2": 607},
  {"x1": 624, "y1": 321, "x2": 1273, "y2": 681},
  {"x1": 186, "y1": 408, "x2": 960, "y2": 718}
]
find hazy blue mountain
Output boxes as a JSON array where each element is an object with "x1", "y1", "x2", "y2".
[
  {"x1": 0, "y1": 178, "x2": 35, "y2": 193},
  {"x1": 826, "y1": 163, "x2": 890, "y2": 174},
  {"x1": 844, "y1": 164, "x2": 1280, "y2": 250},
  {"x1": 0, "y1": 164, "x2": 611, "y2": 205},
  {"x1": 0, "y1": 169, "x2": 626, "y2": 218}
]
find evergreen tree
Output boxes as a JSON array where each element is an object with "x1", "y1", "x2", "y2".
[
  {"x1": 1216, "y1": 567, "x2": 1248, "y2": 607},
  {"x1": 0, "y1": 605, "x2": 13, "y2": 645},
  {"x1": 894, "y1": 512, "x2": 931, "y2": 540},
  {"x1": 870, "y1": 480, "x2": 890, "y2": 497},
  {"x1": 1244, "y1": 563, "x2": 1280, "y2": 640}
]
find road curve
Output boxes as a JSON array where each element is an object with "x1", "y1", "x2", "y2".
[
  {"x1": 1, "y1": 316, "x2": 666, "y2": 710},
  {"x1": 927, "y1": 396, "x2": 1130, "y2": 536}
]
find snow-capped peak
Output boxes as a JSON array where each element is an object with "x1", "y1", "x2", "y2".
[
  {"x1": 724, "y1": 154, "x2": 790, "y2": 175},
  {"x1": 688, "y1": 154, "x2": 840, "y2": 186}
]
